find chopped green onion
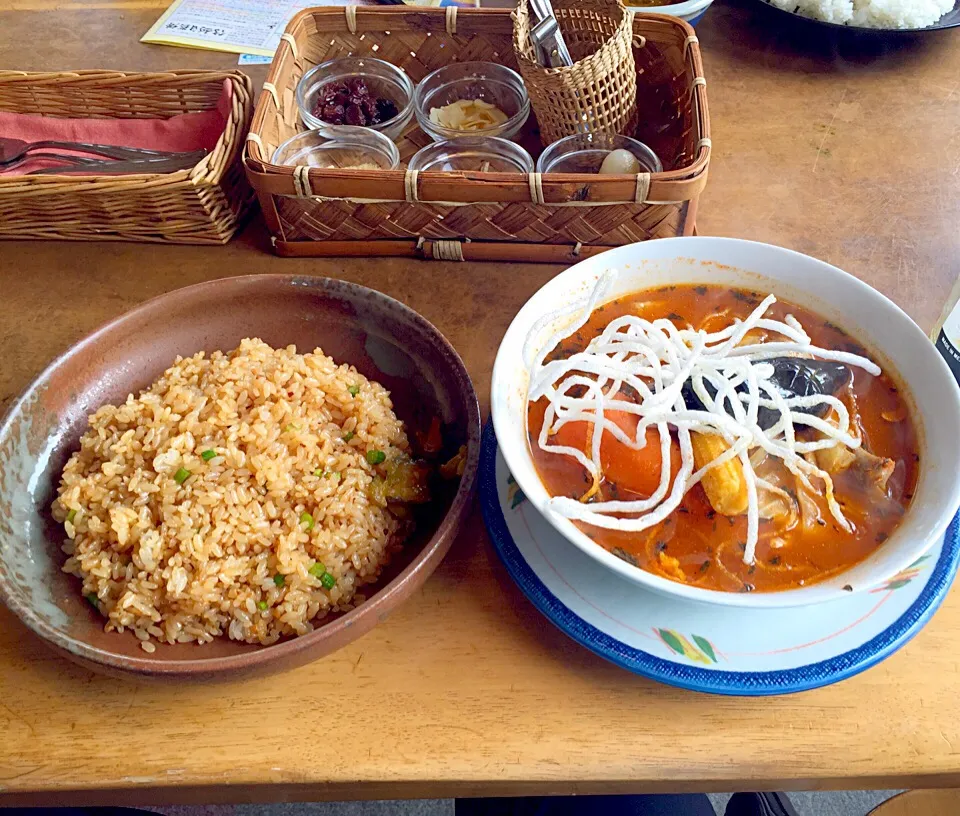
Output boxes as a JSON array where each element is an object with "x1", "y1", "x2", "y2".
[
  {"x1": 299, "y1": 511, "x2": 315, "y2": 530},
  {"x1": 320, "y1": 572, "x2": 337, "y2": 590},
  {"x1": 283, "y1": 422, "x2": 301, "y2": 433},
  {"x1": 313, "y1": 468, "x2": 324, "y2": 477},
  {"x1": 257, "y1": 600, "x2": 268, "y2": 610},
  {"x1": 348, "y1": 385, "x2": 360, "y2": 397},
  {"x1": 308, "y1": 562, "x2": 326, "y2": 578},
  {"x1": 66, "y1": 509, "x2": 77, "y2": 524},
  {"x1": 174, "y1": 467, "x2": 191, "y2": 485},
  {"x1": 274, "y1": 573, "x2": 285, "y2": 587},
  {"x1": 366, "y1": 450, "x2": 386, "y2": 465},
  {"x1": 84, "y1": 593, "x2": 99, "y2": 610},
  {"x1": 201, "y1": 449, "x2": 217, "y2": 462},
  {"x1": 343, "y1": 431, "x2": 355, "y2": 442}
]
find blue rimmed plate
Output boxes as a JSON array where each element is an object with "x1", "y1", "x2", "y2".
[{"x1": 480, "y1": 423, "x2": 960, "y2": 696}]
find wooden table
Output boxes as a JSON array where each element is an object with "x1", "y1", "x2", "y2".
[{"x1": 1, "y1": 0, "x2": 960, "y2": 806}]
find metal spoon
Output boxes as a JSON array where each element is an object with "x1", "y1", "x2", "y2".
[
  {"x1": 528, "y1": 0, "x2": 573, "y2": 66},
  {"x1": 1, "y1": 152, "x2": 108, "y2": 173},
  {"x1": 531, "y1": 17, "x2": 573, "y2": 67},
  {"x1": 0, "y1": 137, "x2": 206, "y2": 167},
  {"x1": 27, "y1": 150, "x2": 208, "y2": 176}
]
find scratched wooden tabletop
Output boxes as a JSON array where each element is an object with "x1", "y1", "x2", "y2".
[{"x1": 1, "y1": 0, "x2": 959, "y2": 806}]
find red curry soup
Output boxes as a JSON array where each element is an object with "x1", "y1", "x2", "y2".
[{"x1": 526, "y1": 282, "x2": 919, "y2": 593}]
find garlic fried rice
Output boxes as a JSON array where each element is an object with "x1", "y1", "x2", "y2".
[{"x1": 53, "y1": 338, "x2": 421, "y2": 652}]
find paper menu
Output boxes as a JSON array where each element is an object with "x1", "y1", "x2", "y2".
[
  {"x1": 143, "y1": 0, "x2": 484, "y2": 58},
  {"x1": 142, "y1": 0, "x2": 316, "y2": 57}
]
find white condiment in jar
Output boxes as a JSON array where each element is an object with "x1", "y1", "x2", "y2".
[
  {"x1": 536, "y1": 133, "x2": 662, "y2": 175},
  {"x1": 599, "y1": 148, "x2": 642, "y2": 175}
]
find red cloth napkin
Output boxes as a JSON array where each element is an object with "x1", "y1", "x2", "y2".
[{"x1": 0, "y1": 79, "x2": 232, "y2": 176}]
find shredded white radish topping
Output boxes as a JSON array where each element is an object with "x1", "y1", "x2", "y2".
[{"x1": 524, "y1": 271, "x2": 882, "y2": 565}]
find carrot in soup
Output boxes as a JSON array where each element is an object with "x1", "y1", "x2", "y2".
[{"x1": 552, "y1": 407, "x2": 681, "y2": 498}]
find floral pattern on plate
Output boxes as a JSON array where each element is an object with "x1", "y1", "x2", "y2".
[{"x1": 480, "y1": 423, "x2": 960, "y2": 695}]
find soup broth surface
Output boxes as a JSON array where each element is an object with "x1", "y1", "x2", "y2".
[{"x1": 528, "y1": 284, "x2": 919, "y2": 593}]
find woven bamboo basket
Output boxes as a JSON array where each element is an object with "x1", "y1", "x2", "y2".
[
  {"x1": 0, "y1": 70, "x2": 254, "y2": 245},
  {"x1": 513, "y1": 0, "x2": 638, "y2": 146},
  {"x1": 244, "y1": 6, "x2": 710, "y2": 263}
]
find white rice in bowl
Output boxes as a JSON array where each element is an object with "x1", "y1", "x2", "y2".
[
  {"x1": 52, "y1": 338, "x2": 422, "y2": 651},
  {"x1": 767, "y1": 0, "x2": 953, "y2": 27}
]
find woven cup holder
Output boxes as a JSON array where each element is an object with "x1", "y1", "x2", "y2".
[{"x1": 512, "y1": 0, "x2": 638, "y2": 146}]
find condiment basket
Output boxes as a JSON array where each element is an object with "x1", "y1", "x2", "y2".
[
  {"x1": 244, "y1": 6, "x2": 710, "y2": 263},
  {"x1": 0, "y1": 70, "x2": 253, "y2": 245}
]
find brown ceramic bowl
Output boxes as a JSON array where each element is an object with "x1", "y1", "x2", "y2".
[{"x1": 0, "y1": 275, "x2": 480, "y2": 681}]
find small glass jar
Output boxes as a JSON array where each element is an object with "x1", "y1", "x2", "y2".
[
  {"x1": 415, "y1": 62, "x2": 530, "y2": 142},
  {"x1": 536, "y1": 133, "x2": 663, "y2": 174},
  {"x1": 408, "y1": 136, "x2": 534, "y2": 173},
  {"x1": 272, "y1": 127, "x2": 400, "y2": 170},
  {"x1": 296, "y1": 57, "x2": 415, "y2": 142}
]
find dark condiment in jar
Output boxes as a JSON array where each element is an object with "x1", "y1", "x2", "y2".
[{"x1": 313, "y1": 78, "x2": 399, "y2": 127}]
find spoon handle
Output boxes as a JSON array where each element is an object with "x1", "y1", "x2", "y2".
[
  {"x1": 27, "y1": 140, "x2": 205, "y2": 161},
  {"x1": 27, "y1": 151, "x2": 207, "y2": 176},
  {"x1": 1, "y1": 152, "x2": 103, "y2": 172}
]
